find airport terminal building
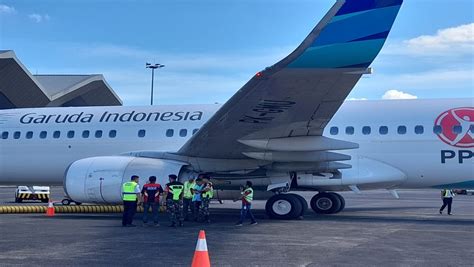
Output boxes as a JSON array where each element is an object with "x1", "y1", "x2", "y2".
[{"x1": 0, "y1": 50, "x2": 122, "y2": 109}]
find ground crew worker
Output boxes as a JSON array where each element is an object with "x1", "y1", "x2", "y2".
[
  {"x1": 183, "y1": 177, "x2": 195, "y2": 221},
  {"x1": 141, "y1": 176, "x2": 163, "y2": 226},
  {"x1": 439, "y1": 189, "x2": 455, "y2": 215},
  {"x1": 164, "y1": 174, "x2": 184, "y2": 227},
  {"x1": 234, "y1": 181, "x2": 257, "y2": 226},
  {"x1": 191, "y1": 178, "x2": 205, "y2": 221},
  {"x1": 200, "y1": 177, "x2": 214, "y2": 223},
  {"x1": 122, "y1": 175, "x2": 141, "y2": 227}
]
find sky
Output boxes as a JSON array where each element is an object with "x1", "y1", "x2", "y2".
[{"x1": 0, "y1": 0, "x2": 473, "y2": 106}]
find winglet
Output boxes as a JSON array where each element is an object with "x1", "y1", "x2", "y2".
[{"x1": 286, "y1": 0, "x2": 403, "y2": 69}]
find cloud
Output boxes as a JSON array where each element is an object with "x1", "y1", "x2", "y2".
[
  {"x1": 384, "y1": 23, "x2": 474, "y2": 57},
  {"x1": 382, "y1": 90, "x2": 417, "y2": 100},
  {"x1": 347, "y1": 98, "x2": 368, "y2": 101},
  {"x1": 0, "y1": 4, "x2": 15, "y2": 14},
  {"x1": 28, "y1": 13, "x2": 50, "y2": 23}
]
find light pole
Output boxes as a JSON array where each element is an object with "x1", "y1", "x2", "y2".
[{"x1": 145, "y1": 62, "x2": 165, "y2": 105}]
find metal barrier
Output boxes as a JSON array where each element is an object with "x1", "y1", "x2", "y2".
[
  {"x1": 0, "y1": 205, "x2": 148, "y2": 214},
  {"x1": 0, "y1": 205, "x2": 168, "y2": 214}
]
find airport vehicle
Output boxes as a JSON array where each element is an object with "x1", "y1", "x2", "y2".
[
  {"x1": 15, "y1": 186, "x2": 50, "y2": 203},
  {"x1": 0, "y1": 0, "x2": 472, "y2": 219},
  {"x1": 454, "y1": 189, "x2": 474, "y2": 195}
]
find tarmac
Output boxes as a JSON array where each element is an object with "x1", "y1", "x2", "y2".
[{"x1": 0, "y1": 187, "x2": 473, "y2": 266}]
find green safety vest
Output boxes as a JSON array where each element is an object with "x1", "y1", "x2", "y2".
[
  {"x1": 202, "y1": 183, "x2": 214, "y2": 199},
  {"x1": 122, "y1": 181, "x2": 138, "y2": 201},
  {"x1": 443, "y1": 189, "x2": 453, "y2": 198},
  {"x1": 242, "y1": 188, "x2": 253, "y2": 203},
  {"x1": 169, "y1": 185, "x2": 184, "y2": 201},
  {"x1": 183, "y1": 181, "x2": 195, "y2": 199}
]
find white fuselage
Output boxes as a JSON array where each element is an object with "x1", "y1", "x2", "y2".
[{"x1": 0, "y1": 98, "x2": 472, "y2": 189}]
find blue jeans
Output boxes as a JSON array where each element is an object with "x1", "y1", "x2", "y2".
[
  {"x1": 142, "y1": 202, "x2": 159, "y2": 224},
  {"x1": 238, "y1": 203, "x2": 256, "y2": 224}
]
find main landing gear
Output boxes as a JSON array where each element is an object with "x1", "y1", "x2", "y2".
[
  {"x1": 310, "y1": 192, "x2": 345, "y2": 214},
  {"x1": 265, "y1": 193, "x2": 308, "y2": 220},
  {"x1": 265, "y1": 192, "x2": 345, "y2": 219}
]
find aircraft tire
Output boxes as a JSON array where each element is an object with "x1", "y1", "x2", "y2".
[
  {"x1": 61, "y1": 199, "x2": 71, "y2": 206},
  {"x1": 265, "y1": 194, "x2": 303, "y2": 220},
  {"x1": 310, "y1": 192, "x2": 341, "y2": 214},
  {"x1": 291, "y1": 194, "x2": 308, "y2": 218},
  {"x1": 330, "y1": 193, "x2": 345, "y2": 213}
]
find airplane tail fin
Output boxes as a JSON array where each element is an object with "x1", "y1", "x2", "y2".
[{"x1": 285, "y1": 0, "x2": 403, "y2": 69}]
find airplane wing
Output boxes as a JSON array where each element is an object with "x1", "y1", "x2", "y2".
[{"x1": 177, "y1": 0, "x2": 403, "y2": 159}]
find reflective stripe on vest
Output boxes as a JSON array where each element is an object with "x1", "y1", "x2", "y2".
[
  {"x1": 184, "y1": 181, "x2": 195, "y2": 199},
  {"x1": 122, "y1": 182, "x2": 137, "y2": 201},
  {"x1": 170, "y1": 185, "x2": 184, "y2": 201},
  {"x1": 243, "y1": 188, "x2": 253, "y2": 203}
]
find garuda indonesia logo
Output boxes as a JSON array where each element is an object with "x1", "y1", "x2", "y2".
[{"x1": 435, "y1": 107, "x2": 474, "y2": 148}]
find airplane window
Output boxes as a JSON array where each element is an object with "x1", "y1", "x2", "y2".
[
  {"x1": 166, "y1": 129, "x2": 174, "y2": 137},
  {"x1": 26, "y1": 131, "x2": 33, "y2": 139},
  {"x1": 138, "y1": 129, "x2": 146, "y2": 138},
  {"x1": 95, "y1": 130, "x2": 103, "y2": 138},
  {"x1": 330, "y1": 127, "x2": 338, "y2": 135},
  {"x1": 53, "y1": 131, "x2": 60, "y2": 139},
  {"x1": 67, "y1": 131, "x2": 75, "y2": 138},
  {"x1": 82, "y1": 130, "x2": 90, "y2": 138},
  {"x1": 453, "y1": 125, "x2": 462, "y2": 134},
  {"x1": 193, "y1": 129, "x2": 199, "y2": 135},
  {"x1": 1, "y1": 131, "x2": 8, "y2": 139},
  {"x1": 397, "y1": 126, "x2": 407, "y2": 135},
  {"x1": 345, "y1": 127, "x2": 354, "y2": 135},
  {"x1": 109, "y1": 130, "x2": 117, "y2": 138},
  {"x1": 415, "y1": 125, "x2": 424, "y2": 135},
  {"x1": 362, "y1": 126, "x2": 371, "y2": 135},
  {"x1": 433, "y1": 125, "x2": 442, "y2": 134},
  {"x1": 470, "y1": 125, "x2": 474, "y2": 134},
  {"x1": 13, "y1": 131, "x2": 21, "y2": 139},
  {"x1": 379, "y1": 126, "x2": 388, "y2": 135},
  {"x1": 179, "y1": 129, "x2": 187, "y2": 137},
  {"x1": 40, "y1": 131, "x2": 47, "y2": 139}
]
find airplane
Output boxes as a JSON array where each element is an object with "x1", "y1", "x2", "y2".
[{"x1": 0, "y1": 0, "x2": 472, "y2": 219}]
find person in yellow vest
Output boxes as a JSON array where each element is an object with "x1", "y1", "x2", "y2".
[
  {"x1": 200, "y1": 177, "x2": 214, "y2": 223},
  {"x1": 122, "y1": 175, "x2": 141, "y2": 227},
  {"x1": 439, "y1": 189, "x2": 455, "y2": 215},
  {"x1": 234, "y1": 181, "x2": 257, "y2": 226},
  {"x1": 182, "y1": 177, "x2": 195, "y2": 221},
  {"x1": 163, "y1": 174, "x2": 184, "y2": 227}
]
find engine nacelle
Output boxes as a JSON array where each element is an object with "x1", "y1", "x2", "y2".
[{"x1": 64, "y1": 156, "x2": 188, "y2": 204}]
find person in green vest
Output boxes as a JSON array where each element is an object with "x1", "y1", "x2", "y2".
[
  {"x1": 234, "y1": 181, "x2": 257, "y2": 226},
  {"x1": 182, "y1": 177, "x2": 195, "y2": 221},
  {"x1": 121, "y1": 175, "x2": 141, "y2": 227},
  {"x1": 163, "y1": 174, "x2": 184, "y2": 227},
  {"x1": 439, "y1": 189, "x2": 455, "y2": 215},
  {"x1": 200, "y1": 177, "x2": 214, "y2": 223}
]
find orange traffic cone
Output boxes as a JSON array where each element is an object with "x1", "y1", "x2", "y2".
[
  {"x1": 191, "y1": 230, "x2": 211, "y2": 267},
  {"x1": 46, "y1": 200, "x2": 55, "y2": 217}
]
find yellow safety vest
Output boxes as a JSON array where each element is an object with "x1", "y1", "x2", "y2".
[
  {"x1": 122, "y1": 181, "x2": 138, "y2": 201},
  {"x1": 184, "y1": 181, "x2": 195, "y2": 199},
  {"x1": 202, "y1": 183, "x2": 214, "y2": 199},
  {"x1": 169, "y1": 184, "x2": 184, "y2": 201},
  {"x1": 242, "y1": 188, "x2": 253, "y2": 203}
]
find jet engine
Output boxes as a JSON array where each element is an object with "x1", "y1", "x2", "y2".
[{"x1": 64, "y1": 156, "x2": 188, "y2": 204}]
